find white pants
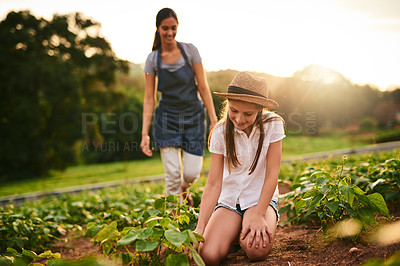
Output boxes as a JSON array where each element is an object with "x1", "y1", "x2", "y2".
[{"x1": 160, "y1": 147, "x2": 203, "y2": 195}]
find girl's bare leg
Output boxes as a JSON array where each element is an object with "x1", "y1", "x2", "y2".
[
  {"x1": 240, "y1": 205, "x2": 277, "y2": 261},
  {"x1": 199, "y1": 207, "x2": 242, "y2": 265}
]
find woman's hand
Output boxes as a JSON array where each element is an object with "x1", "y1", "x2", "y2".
[
  {"x1": 140, "y1": 135, "x2": 153, "y2": 157},
  {"x1": 240, "y1": 207, "x2": 272, "y2": 249},
  {"x1": 209, "y1": 120, "x2": 217, "y2": 133}
]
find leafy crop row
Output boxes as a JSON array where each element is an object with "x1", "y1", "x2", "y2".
[
  {"x1": 279, "y1": 151, "x2": 399, "y2": 235},
  {"x1": 1, "y1": 149, "x2": 399, "y2": 265},
  {"x1": 86, "y1": 195, "x2": 205, "y2": 265}
]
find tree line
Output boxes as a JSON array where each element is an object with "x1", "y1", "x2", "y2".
[{"x1": 1, "y1": 11, "x2": 399, "y2": 181}]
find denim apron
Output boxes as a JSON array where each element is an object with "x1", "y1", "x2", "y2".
[{"x1": 153, "y1": 42, "x2": 205, "y2": 156}]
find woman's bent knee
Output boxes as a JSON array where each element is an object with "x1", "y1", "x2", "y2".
[{"x1": 182, "y1": 170, "x2": 200, "y2": 187}]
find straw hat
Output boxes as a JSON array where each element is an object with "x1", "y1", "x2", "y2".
[{"x1": 214, "y1": 72, "x2": 279, "y2": 109}]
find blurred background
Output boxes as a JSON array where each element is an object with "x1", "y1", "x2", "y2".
[{"x1": 1, "y1": 0, "x2": 399, "y2": 185}]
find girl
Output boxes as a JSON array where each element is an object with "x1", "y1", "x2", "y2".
[
  {"x1": 140, "y1": 8, "x2": 217, "y2": 205},
  {"x1": 194, "y1": 72, "x2": 285, "y2": 265}
]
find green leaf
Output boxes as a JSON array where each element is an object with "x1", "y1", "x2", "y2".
[
  {"x1": 367, "y1": 193, "x2": 389, "y2": 216},
  {"x1": 357, "y1": 194, "x2": 371, "y2": 207},
  {"x1": 315, "y1": 178, "x2": 329, "y2": 187},
  {"x1": 193, "y1": 231, "x2": 205, "y2": 242},
  {"x1": 178, "y1": 215, "x2": 190, "y2": 225},
  {"x1": 165, "y1": 253, "x2": 189, "y2": 266},
  {"x1": 357, "y1": 208, "x2": 376, "y2": 225},
  {"x1": 95, "y1": 221, "x2": 119, "y2": 242},
  {"x1": 278, "y1": 204, "x2": 291, "y2": 215},
  {"x1": 339, "y1": 185, "x2": 355, "y2": 207},
  {"x1": 22, "y1": 249, "x2": 38, "y2": 259},
  {"x1": 117, "y1": 231, "x2": 139, "y2": 246},
  {"x1": 161, "y1": 217, "x2": 172, "y2": 227},
  {"x1": 303, "y1": 189, "x2": 318, "y2": 198},
  {"x1": 165, "y1": 230, "x2": 188, "y2": 248},
  {"x1": 309, "y1": 194, "x2": 324, "y2": 209},
  {"x1": 147, "y1": 209, "x2": 161, "y2": 217},
  {"x1": 326, "y1": 201, "x2": 340, "y2": 214},
  {"x1": 0, "y1": 256, "x2": 13, "y2": 266},
  {"x1": 294, "y1": 200, "x2": 307, "y2": 214},
  {"x1": 6, "y1": 248, "x2": 19, "y2": 257},
  {"x1": 167, "y1": 194, "x2": 179, "y2": 204},
  {"x1": 121, "y1": 252, "x2": 134, "y2": 265},
  {"x1": 187, "y1": 230, "x2": 198, "y2": 245},
  {"x1": 138, "y1": 228, "x2": 153, "y2": 240},
  {"x1": 153, "y1": 228, "x2": 164, "y2": 238},
  {"x1": 135, "y1": 240, "x2": 158, "y2": 252},
  {"x1": 84, "y1": 223, "x2": 103, "y2": 238},
  {"x1": 304, "y1": 205, "x2": 316, "y2": 217},
  {"x1": 192, "y1": 251, "x2": 205, "y2": 266},
  {"x1": 154, "y1": 198, "x2": 166, "y2": 212},
  {"x1": 353, "y1": 186, "x2": 365, "y2": 195},
  {"x1": 37, "y1": 250, "x2": 61, "y2": 259},
  {"x1": 145, "y1": 217, "x2": 162, "y2": 228}
]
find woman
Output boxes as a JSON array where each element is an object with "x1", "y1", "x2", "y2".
[{"x1": 140, "y1": 8, "x2": 217, "y2": 205}]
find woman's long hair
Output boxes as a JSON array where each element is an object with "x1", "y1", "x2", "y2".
[
  {"x1": 152, "y1": 8, "x2": 178, "y2": 51},
  {"x1": 209, "y1": 100, "x2": 284, "y2": 174}
]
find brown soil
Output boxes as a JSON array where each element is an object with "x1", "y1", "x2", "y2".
[{"x1": 39, "y1": 184, "x2": 400, "y2": 265}]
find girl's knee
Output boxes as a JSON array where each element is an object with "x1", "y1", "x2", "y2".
[
  {"x1": 199, "y1": 245, "x2": 225, "y2": 266},
  {"x1": 243, "y1": 244, "x2": 273, "y2": 262}
]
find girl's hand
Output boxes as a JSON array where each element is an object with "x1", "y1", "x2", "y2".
[
  {"x1": 240, "y1": 207, "x2": 273, "y2": 249},
  {"x1": 189, "y1": 227, "x2": 204, "y2": 251},
  {"x1": 193, "y1": 227, "x2": 204, "y2": 237},
  {"x1": 140, "y1": 135, "x2": 153, "y2": 157}
]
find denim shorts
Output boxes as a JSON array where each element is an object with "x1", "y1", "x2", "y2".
[{"x1": 215, "y1": 200, "x2": 279, "y2": 223}]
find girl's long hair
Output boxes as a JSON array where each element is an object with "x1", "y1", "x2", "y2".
[
  {"x1": 152, "y1": 8, "x2": 178, "y2": 51},
  {"x1": 209, "y1": 100, "x2": 284, "y2": 174}
]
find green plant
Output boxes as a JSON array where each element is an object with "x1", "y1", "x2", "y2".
[
  {"x1": 0, "y1": 248, "x2": 60, "y2": 266},
  {"x1": 87, "y1": 194, "x2": 205, "y2": 265},
  {"x1": 351, "y1": 158, "x2": 400, "y2": 205},
  {"x1": 362, "y1": 250, "x2": 400, "y2": 266},
  {"x1": 279, "y1": 156, "x2": 389, "y2": 234}
]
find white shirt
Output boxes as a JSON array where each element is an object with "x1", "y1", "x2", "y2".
[{"x1": 209, "y1": 113, "x2": 285, "y2": 210}]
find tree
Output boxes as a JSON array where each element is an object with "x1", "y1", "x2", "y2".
[{"x1": 0, "y1": 10, "x2": 128, "y2": 180}]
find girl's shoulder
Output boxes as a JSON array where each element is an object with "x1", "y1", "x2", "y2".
[
  {"x1": 262, "y1": 112, "x2": 285, "y2": 133},
  {"x1": 212, "y1": 120, "x2": 225, "y2": 134},
  {"x1": 263, "y1": 112, "x2": 284, "y2": 123}
]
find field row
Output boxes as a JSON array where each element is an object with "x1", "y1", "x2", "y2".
[{"x1": 1, "y1": 149, "x2": 399, "y2": 265}]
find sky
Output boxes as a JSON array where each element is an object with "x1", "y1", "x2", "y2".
[{"x1": 1, "y1": 0, "x2": 400, "y2": 90}]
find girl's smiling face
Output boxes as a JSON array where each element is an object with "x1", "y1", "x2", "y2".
[
  {"x1": 158, "y1": 17, "x2": 178, "y2": 45},
  {"x1": 228, "y1": 100, "x2": 262, "y2": 134}
]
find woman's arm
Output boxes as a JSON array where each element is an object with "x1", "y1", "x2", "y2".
[
  {"x1": 241, "y1": 140, "x2": 282, "y2": 247},
  {"x1": 194, "y1": 152, "x2": 224, "y2": 235},
  {"x1": 193, "y1": 62, "x2": 218, "y2": 131},
  {"x1": 140, "y1": 73, "x2": 157, "y2": 157}
]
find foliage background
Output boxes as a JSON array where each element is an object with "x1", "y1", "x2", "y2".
[{"x1": 1, "y1": 10, "x2": 400, "y2": 181}]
